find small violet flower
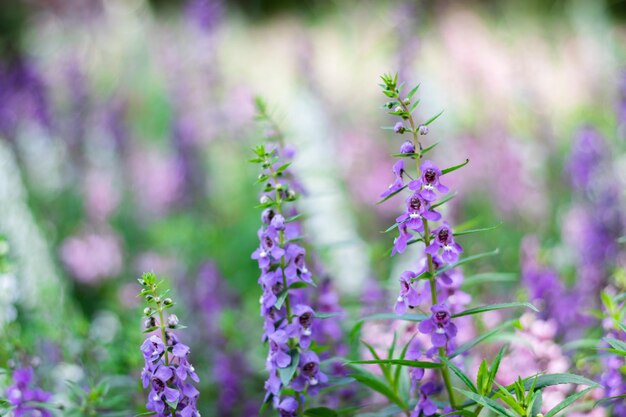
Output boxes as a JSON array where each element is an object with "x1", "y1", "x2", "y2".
[
  {"x1": 408, "y1": 160, "x2": 448, "y2": 202},
  {"x1": 381, "y1": 159, "x2": 405, "y2": 199},
  {"x1": 418, "y1": 303, "x2": 457, "y2": 348},
  {"x1": 425, "y1": 222, "x2": 463, "y2": 264},
  {"x1": 394, "y1": 271, "x2": 421, "y2": 314}
]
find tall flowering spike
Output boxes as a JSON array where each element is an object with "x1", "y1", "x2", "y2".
[
  {"x1": 377, "y1": 73, "x2": 466, "y2": 409},
  {"x1": 137, "y1": 272, "x2": 201, "y2": 417},
  {"x1": 251, "y1": 98, "x2": 322, "y2": 414}
]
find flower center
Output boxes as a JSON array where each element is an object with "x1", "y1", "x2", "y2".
[
  {"x1": 409, "y1": 197, "x2": 422, "y2": 211},
  {"x1": 424, "y1": 169, "x2": 436, "y2": 184},
  {"x1": 299, "y1": 312, "x2": 312, "y2": 328},
  {"x1": 435, "y1": 311, "x2": 448, "y2": 322},
  {"x1": 303, "y1": 362, "x2": 317, "y2": 376},
  {"x1": 438, "y1": 228, "x2": 450, "y2": 244}
]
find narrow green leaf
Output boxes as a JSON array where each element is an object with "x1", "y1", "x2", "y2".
[
  {"x1": 349, "y1": 372, "x2": 408, "y2": 409},
  {"x1": 605, "y1": 337, "x2": 626, "y2": 352},
  {"x1": 315, "y1": 312, "x2": 342, "y2": 319},
  {"x1": 350, "y1": 359, "x2": 443, "y2": 368},
  {"x1": 394, "y1": 334, "x2": 416, "y2": 390},
  {"x1": 462, "y1": 272, "x2": 516, "y2": 288},
  {"x1": 489, "y1": 345, "x2": 507, "y2": 388},
  {"x1": 275, "y1": 291, "x2": 289, "y2": 309},
  {"x1": 440, "y1": 357, "x2": 478, "y2": 393},
  {"x1": 441, "y1": 159, "x2": 469, "y2": 175},
  {"x1": 423, "y1": 110, "x2": 444, "y2": 126},
  {"x1": 531, "y1": 389, "x2": 543, "y2": 417},
  {"x1": 304, "y1": 407, "x2": 339, "y2": 417},
  {"x1": 409, "y1": 99, "x2": 421, "y2": 114},
  {"x1": 453, "y1": 224, "x2": 501, "y2": 237},
  {"x1": 419, "y1": 142, "x2": 439, "y2": 157},
  {"x1": 278, "y1": 350, "x2": 300, "y2": 386},
  {"x1": 430, "y1": 192, "x2": 458, "y2": 210},
  {"x1": 361, "y1": 312, "x2": 428, "y2": 322},
  {"x1": 544, "y1": 387, "x2": 594, "y2": 417},
  {"x1": 454, "y1": 389, "x2": 516, "y2": 417},
  {"x1": 519, "y1": 374, "x2": 599, "y2": 391},
  {"x1": 451, "y1": 320, "x2": 517, "y2": 358},
  {"x1": 452, "y1": 302, "x2": 538, "y2": 319},
  {"x1": 437, "y1": 249, "x2": 500, "y2": 276},
  {"x1": 407, "y1": 84, "x2": 420, "y2": 99},
  {"x1": 440, "y1": 410, "x2": 475, "y2": 417}
]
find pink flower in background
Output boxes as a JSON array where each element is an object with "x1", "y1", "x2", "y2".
[
  {"x1": 60, "y1": 230, "x2": 123, "y2": 284},
  {"x1": 83, "y1": 170, "x2": 120, "y2": 223},
  {"x1": 129, "y1": 147, "x2": 184, "y2": 217}
]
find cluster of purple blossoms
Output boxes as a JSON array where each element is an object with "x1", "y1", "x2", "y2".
[
  {"x1": 379, "y1": 74, "x2": 465, "y2": 416},
  {"x1": 250, "y1": 117, "x2": 326, "y2": 413},
  {"x1": 6, "y1": 367, "x2": 54, "y2": 417},
  {"x1": 138, "y1": 273, "x2": 201, "y2": 417},
  {"x1": 599, "y1": 297, "x2": 626, "y2": 416}
]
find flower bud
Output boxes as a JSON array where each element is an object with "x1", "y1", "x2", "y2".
[
  {"x1": 144, "y1": 316, "x2": 157, "y2": 329},
  {"x1": 403, "y1": 98, "x2": 410, "y2": 105},
  {"x1": 394, "y1": 106, "x2": 403, "y2": 113},
  {"x1": 394, "y1": 122, "x2": 405, "y2": 134},
  {"x1": 400, "y1": 141, "x2": 415, "y2": 154},
  {"x1": 260, "y1": 195, "x2": 271, "y2": 205},
  {"x1": 143, "y1": 307, "x2": 152, "y2": 316},
  {"x1": 167, "y1": 314, "x2": 179, "y2": 328},
  {"x1": 163, "y1": 298, "x2": 173, "y2": 307},
  {"x1": 418, "y1": 124, "x2": 429, "y2": 135},
  {"x1": 286, "y1": 190, "x2": 297, "y2": 201}
]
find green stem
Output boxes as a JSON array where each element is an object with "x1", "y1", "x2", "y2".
[{"x1": 398, "y1": 93, "x2": 457, "y2": 410}]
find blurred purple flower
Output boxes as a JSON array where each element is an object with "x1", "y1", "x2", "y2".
[{"x1": 6, "y1": 368, "x2": 53, "y2": 417}]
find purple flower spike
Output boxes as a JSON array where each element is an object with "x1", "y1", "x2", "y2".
[
  {"x1": 394, "y1": 271, "x2": 421, "y2": 314},
  {"x1": 425, "y1": 222, "x2": 463, "y2": 264},
  {"x1": 418, "y1": 303, "x2": 457, "y2": 348},
  {"x1": 6, "y1": 368, "x2": 53, "y2": 417},
  {"x1": 381, "y1": 159, "x2": 406, "y2": 199}
]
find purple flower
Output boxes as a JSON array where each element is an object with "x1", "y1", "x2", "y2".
[
  {"x1": 392, "y1": 224, "x2": 413, "y2": 256},
  {"x1": 408, "y1": 160, "x2": 448, "y2": 202},
  {"x1": 394, "y1": 271, "x2": 421, "y2": 314},
  {"x1": 291, "y1": 351, "x2": 328, "y2": 395},
  {"x1": 410, "y1": 382, "x2": 439, "y2": 417},
  {"x1": 418, "y1": 304, "x2": 457, "y2": 348},
  {"x1": 290, "y1": 304, "x2": 315, "y2": 348},
  {"x1": 425, "y1": 222, "x2": 463, "y2": 264},
  {"x1": 6, "y1": 368, "x2": 53, "y2": 417},
  {"x1": 381, "y1": 160, "x2": 406, "y2": 198},
  {"x1": 267, "y1": 329, "x2": 293, "y2": 369},
  {"x1": 285, "y1": 244, "x2": 313, "y2": 284},
  {"x1": 252, "y1": 228, "x2": 285, "y2": 270},
  {"x1": 400, "y1": 141, "x2": 415, "y2": 154},
  {"x1": 277, "y1": 396, "x2": 299, "y2": 417},
  {"x1": 394, "y1": 121, "x2": 405, "y2": 133},
  {"x1": 406, "y1": 339, "x2": 425, "y2": 391},
  {"x1": 396, "y1": 192, "x2": 441, "y2": 232}
]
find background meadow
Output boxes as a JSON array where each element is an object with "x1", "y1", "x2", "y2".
[{"x1": 0, "y1": 0, "x2": 625, "y2": 416}]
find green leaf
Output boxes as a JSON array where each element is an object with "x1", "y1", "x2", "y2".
[
  {"x1": 462, "y1": 272, "x2": 516, "y2": 288},
  {"x1": 278, "y1": 350, "x2": 300, "y2": 386},
  {"x1": 133, "y1": 412, "x2": 157, "y2": 417},
  {"x1": 407, "y1": 84, "x2": 420, "y2": 99},
  {"x1": 489, "y1": 345, "x2": 507, "y2": 389},
  {"x1": 394, "y1": 334, "x2": 416, "y2": 390},
  {"x1": 377, "y1": 185, "x2": 408, "y2": 205},
  {"x1": 440, "y1": 357, "x2": 478, "y2": 393},
  {"x1": 605, "y1": 337, "x2": 626, "y2": 352},
  {"x1": 440, "y1": 410, "x2": 475, "y2": 417},
  {"x1": 441, "y1": 159, "x2": 469, "y2": 175},
  {"x1": 419, "y1": 142, "x2": 439, "y2": 157},
  {"x1": 544, "y1": 387, "x2": 594, "y2": 417},
  {"x1": 430, "y1": 192, "x2": 458, "y2": 210},
  {"x1": 454, "y1": 389, "x2": 517, "y2": 417},
  {"x1": 349, "y1": 372, "x2": 408, "y2": 409},
  {"x1": 361, "y1": 312, "x2": 428, "y2": 322},
  {"x1": 531, "y1": 389, "x2": 543, "y2": 417},
  {"x1": 275, "y1": 290, "x2": 289, "y2": 309},
  {"x1": 350, "y1": 359, "x2": 443, "y2": 368},
  {"x1": 437, "y1": 249, "x2": 500, "y2": 276},
  {"x1": 453, "y1": 224, "x2": 501, "y2": 237},
  {"x1": 409, "y1": 99, "x2": 421, "y2": 114},
  {"x1": 450, "y1": 320, "x2": 517, "y2": 358},
  {"x1": 423, "y1": 110, "x2": 444, "y2": 126},
  {"x1": 304, "y1": 407, "x2": 339, "y2": 417},
  {"x1": 452, "y1": 302, "x2": 538, "y2": 319},
  {"x1": 519, "y1": 374, "x2": 599, "y2": 391},
  {"x1": 315, "y1": 312, "x2": 342, "y2": 319}
]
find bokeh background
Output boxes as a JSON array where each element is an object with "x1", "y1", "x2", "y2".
[{"x1": 1, "y1": 0, "x2": 625, "y2": 415}]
